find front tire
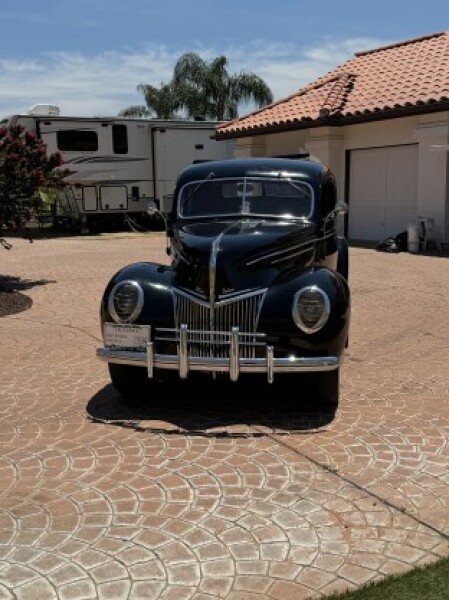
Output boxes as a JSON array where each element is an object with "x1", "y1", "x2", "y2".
[
  {"x1": 108, "y1": 364, "x2": 150, "y2": 399},
  {"x1": 271, "y1": 369, "x2": 339, "y2": 409},
  {"x1": 313, "y1": 369, "x2": 339, "y2": 408}
]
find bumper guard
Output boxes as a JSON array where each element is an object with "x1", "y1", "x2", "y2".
[{"x1": 97, "y1": 325, "x2": 340, "y2": 383}]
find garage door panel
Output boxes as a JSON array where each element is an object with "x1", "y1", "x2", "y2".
[
  {"x1": 348, "y1": 205, "x2": 384, "y2": 241},
  {"x1": 351, "y1": 149, "x2": 386, "y2": 203},
  {"x1": 386, "y1": 146, "x2": 418, "y2": 203},
  {"x1": 385, "y1": 206, "x2": 417, "y2": 238},
  {"x1": 349, "y1": 144, "x2": 418, "y2": 241}
]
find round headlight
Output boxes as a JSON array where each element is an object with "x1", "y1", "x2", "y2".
[
  {"x1": 108, "y1": 280, "x2": 144, "y2": 323},
  {"x1": 292, "y1": 285, "x2": 330, "y2": 333}
]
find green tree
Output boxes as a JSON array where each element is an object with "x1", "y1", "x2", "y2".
[
  {"x1": 119, "y1": 82, "x2": 181, "y2": 119},
  {"x1": 173, "y1": 53, "x2": 273, "y2": 120},
  {"x1": 0, "y1": 125, "x2": 67, "y2": 233},
  {"x1": 119, "y1": 53, "x2": 273, "y2": 121}
]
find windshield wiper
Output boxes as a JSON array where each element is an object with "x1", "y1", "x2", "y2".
[
  {"x1": 183, "y1": 171, "x2": 215, "y2": 206},
  {"x1": 277, "y1": 173, "x2": 310, "y2": 198}
]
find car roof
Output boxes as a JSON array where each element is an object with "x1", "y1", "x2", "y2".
[{"x1": 176, "y1": 157, "x2": 329, "y2": 188}]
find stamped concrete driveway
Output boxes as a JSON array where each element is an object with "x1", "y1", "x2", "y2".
[{"x1": 0, "y1": 233, "x2": 448, "y2": 600}]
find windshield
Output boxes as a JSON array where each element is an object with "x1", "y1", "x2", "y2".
[{"x1": 178, "y1": 177, "x2": 313, "y2": 219}]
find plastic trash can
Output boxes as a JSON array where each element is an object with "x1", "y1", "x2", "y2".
[{"x1": 407, "y1": 223, "x2": 419, "y2": 253}]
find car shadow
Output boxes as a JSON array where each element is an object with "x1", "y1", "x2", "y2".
[{"x1": 86, "y1": 377, "x2": 337, "y2": 438}]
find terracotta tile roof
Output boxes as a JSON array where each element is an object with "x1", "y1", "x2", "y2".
[{"x1": 216, "y1": 32, "x2": 449, "y2": 138}]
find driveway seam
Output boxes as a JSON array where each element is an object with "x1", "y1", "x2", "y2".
[
  {"x1": 7, "y1": 315, "x2": 102, "y2": 343},
  {"x1": 257, "y1": 427, "x2": 449, "y2": 545}
]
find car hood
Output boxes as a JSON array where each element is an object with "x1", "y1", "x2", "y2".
[{"x1": 171, "y1": 218, "x2": 317, "y2": 299}]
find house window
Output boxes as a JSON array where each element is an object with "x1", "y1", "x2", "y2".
[
  {"x1": 57, "y1": 130, "x2": 98, "y2": 151},
  {"x1": 113, "y1": 125, "x2": 128, "y2": 154}
]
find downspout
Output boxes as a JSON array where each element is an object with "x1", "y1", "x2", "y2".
[
  {"x1": 344, "y1": 149, "x2": 351, "y2": 239},
  {"x1": 150, "y1": 127, "x2": 157, "y2": 204}
]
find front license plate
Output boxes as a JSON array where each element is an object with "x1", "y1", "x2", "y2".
[{"x1": 103, "y1": 323, "x2": 150, "y2": 350}]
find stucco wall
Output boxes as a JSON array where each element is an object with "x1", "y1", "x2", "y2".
[{"x1": 232, "y1": 111, "x2": 449, "y2": 243}]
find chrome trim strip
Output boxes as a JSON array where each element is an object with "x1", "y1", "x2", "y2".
[
  {"x1": 97, "y1": 347, "x2": 340, "y2": 374},
  {"x1": 270, "y1": 245, "x2": 316, "y2": 265},
  {"x1": 147, "y1": 341, "x2": 154, "y2": 378},
  {"x1": 179, "y1": 324, "x2": 189, "y2": 378},
  {"x1": 173, "y1": 286, "x2": 268, "y2": 307},
  {"x1": 230, "y1": 327, "x2": 239, "y2": 382},
  {"x1": 209, "y1": 231, "x2": 222, "y2": 310},
  {"x1": 156, "y1": 328, "x2": 266, "y2": 338},
  {"x1": 217, "y1": 287, "x2": 263, "y2": 301},
  {"x1": 267, "y1": 346, "x2": 274, "y2": 384},
  {"x1": 246, "y1": 230, "x2": 336, "y2": 266},
  {"x1": 208, "y1": 220, "x2": 236, "y2": 319},
  {"x1": 174, "y1": 287, "x2": 210, "y2": 307}
]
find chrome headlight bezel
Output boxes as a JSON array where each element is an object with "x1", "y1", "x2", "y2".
[
  {"x1": 108, "y1": 280, "x2": 144, "y2": 324},
  {"x1": 292, "y1": 285, "x2": 330, "y2": 334}
]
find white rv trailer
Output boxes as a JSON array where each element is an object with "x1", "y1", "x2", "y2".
[{"x1": 1, "y1": 105, "x2": 234, "y2": 230}]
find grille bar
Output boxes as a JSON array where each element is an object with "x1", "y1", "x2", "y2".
[{"x1": 171, "y1": 288, "x2": 266, "y2": 359}]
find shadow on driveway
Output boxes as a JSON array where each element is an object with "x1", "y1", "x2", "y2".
[
  {"x1": 0, "y1": 274, "x2": 56, "y2": 292},
  {"x1": 86, "y1": 377, "x2": 336, "y2": 437}
]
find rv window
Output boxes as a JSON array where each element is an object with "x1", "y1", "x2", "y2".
[
  {"x1": 57, "y1": 130, "x2": 98, "y2": 152},
  {"x1": 113, "y1": 125, "x2": 128, "y2": 154}
]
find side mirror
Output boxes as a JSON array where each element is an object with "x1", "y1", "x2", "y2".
[
  {"x1": 324, "y1": 202, "x2": 348, "y2": 224},
  {"x1": 146, "y1": 198, "x2": 173, "y2": 239},
  {"x1": 335, "y1": 202, "x2": 348, "y2": 217}
]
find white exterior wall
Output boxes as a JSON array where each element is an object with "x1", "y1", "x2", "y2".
[
  {"x1": 233, "y1": 131, "x2": 309, "y2": 159},
  {"x1": 232, "y1": 111, "x2": 449, "y2": 243},
  {"x1": 413, "y1": 114, "x2": 449, "y2": 243}
]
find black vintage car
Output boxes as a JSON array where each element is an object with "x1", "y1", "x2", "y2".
[{"x1": 97, "y1": 158, "x2": 350, "y2": 405}]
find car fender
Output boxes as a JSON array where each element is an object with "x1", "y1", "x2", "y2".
[
  {"x1": 258, "y1": 267, "x2": 350, "y2": 353},
  {"x1": 101, "y1": 262, "x2": 174, "y2": 326}
]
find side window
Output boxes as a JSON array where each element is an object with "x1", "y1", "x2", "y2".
[
  {"x1": 113, "y1": 124, "x2": 128, "y2": 154},
  {"x1": 57, "y1": 130, "x2": 98, "y2": 151}
]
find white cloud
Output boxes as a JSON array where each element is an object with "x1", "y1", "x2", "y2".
[{"x1": 0, "y1": 37, "x2": 389, "y2": 118}]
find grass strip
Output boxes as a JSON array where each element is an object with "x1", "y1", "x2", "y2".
[{"x1": 324, "y1": 556, "x2": 449, "y2": 599}]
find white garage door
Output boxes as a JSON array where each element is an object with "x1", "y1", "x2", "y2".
[{"x1": 348, "y1": 144, "x2": 418, "y2": 242}]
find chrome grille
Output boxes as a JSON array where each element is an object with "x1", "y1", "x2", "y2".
[{"x1": 156, "y1": 288, "x2": 267, "y2": 359}]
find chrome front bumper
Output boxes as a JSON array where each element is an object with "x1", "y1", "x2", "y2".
[{"x1": 97, "y1": 325, "x2": 340, "y2": 383}]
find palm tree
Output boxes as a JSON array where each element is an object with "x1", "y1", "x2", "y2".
[
  {"x1": 119, "y1": 53, "x2": 273, "y2": 121},
  {"x1": 119, "y1": 82, "x2": 181, "y2": 119},
  {"x1": 173, "y1": 53, "x2": 273, "y2": 120}
]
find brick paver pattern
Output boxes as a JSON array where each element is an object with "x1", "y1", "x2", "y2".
[{"x1": 0, "y1": 233, "x2": 448, "y2": 599}]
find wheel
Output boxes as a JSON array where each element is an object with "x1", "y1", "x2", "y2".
[
  {"x1": 313, "y1": 369, "x2": 339, "y2": 408},
  {"x1": 274, "y1": 370, "x2": 339, "y2": 409},
  {"x1": 108, "y1": 363, "x2": 150, "y2": 399}
]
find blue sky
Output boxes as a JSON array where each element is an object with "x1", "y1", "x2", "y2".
[{"x1": 1, "y1": 0, "x2": 447, "y2": 118}]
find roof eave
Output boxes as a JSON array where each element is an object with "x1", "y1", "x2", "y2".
[{"x1": 214, "y1": 102, "x2": 449, "y2": 140}]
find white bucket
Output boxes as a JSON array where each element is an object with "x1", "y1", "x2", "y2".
[{"x1": 407, "y1": 224, "x2": 419, "y2": 253}]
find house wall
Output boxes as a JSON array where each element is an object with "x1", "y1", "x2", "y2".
[
  {"x1": 233, "y1": 131, "x2": 309, "y2": 159},
  {"x1": 232, "y1": 111, "x2": 449, "y2": 243}
]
